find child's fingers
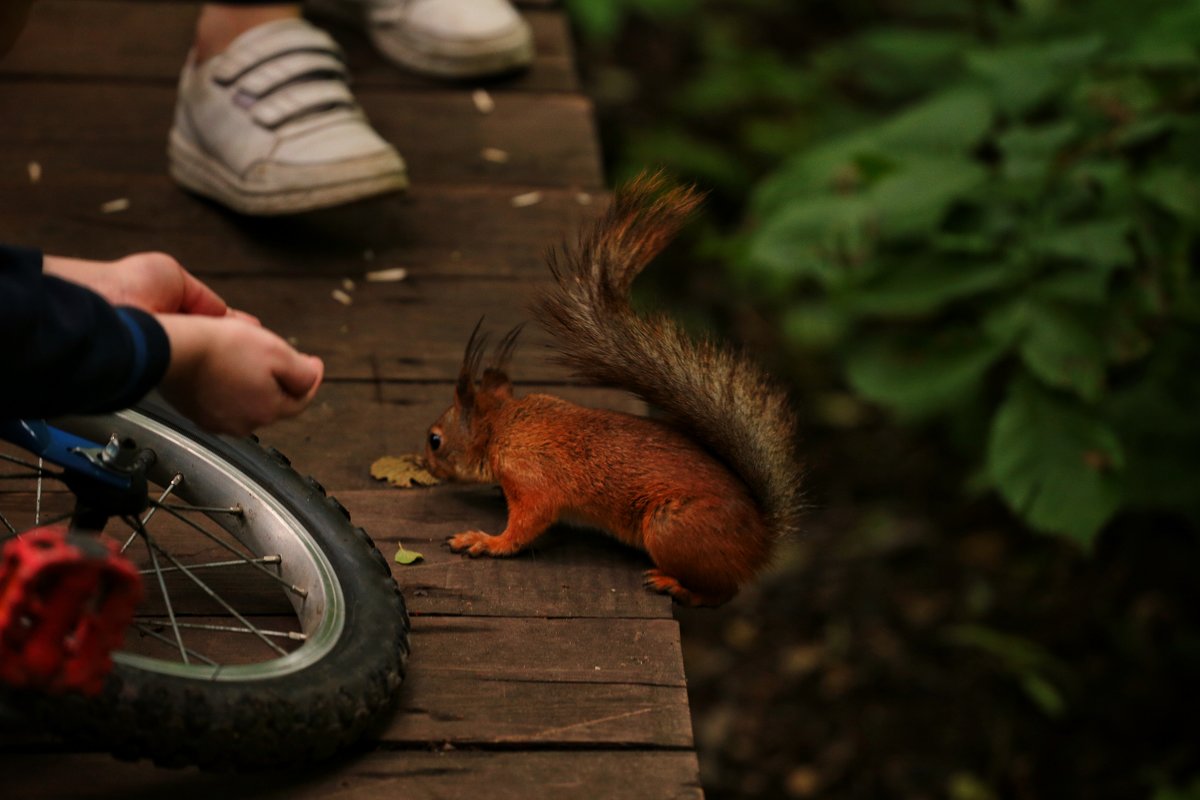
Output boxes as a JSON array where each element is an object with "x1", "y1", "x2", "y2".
[
  {"x1": 179, "y1": 272, "x2": 228, "y2": 316},
  {"x1": 226, "y1": 308, "x2": 262, "y2": 326},
  {"x1": 275, "y1": 353, "x2": 324, "y2": 400}
]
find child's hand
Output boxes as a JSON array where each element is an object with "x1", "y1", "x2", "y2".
[
  {"x1": 156, "y1": 314, "x2": 324, "y2": 436},
  {"x1": 44, "y1": 252, "x2": 230, "y2": 317}
]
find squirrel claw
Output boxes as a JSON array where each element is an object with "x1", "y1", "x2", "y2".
[{"x1": 448, "y1": 530, "x2": 510, "y2": 558}]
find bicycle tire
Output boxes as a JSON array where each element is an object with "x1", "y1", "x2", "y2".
[{"x1": 3, "y1": 400, "x2": 409, "y2": 769}]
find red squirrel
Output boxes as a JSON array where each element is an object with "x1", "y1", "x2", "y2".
[{"x1": 423, "y1": 174, "x2": 803, "y2": 607}]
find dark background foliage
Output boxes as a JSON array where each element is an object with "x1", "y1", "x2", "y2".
[{"x1": 566, "y1": 0, "x2": 1200, "y2": 796}]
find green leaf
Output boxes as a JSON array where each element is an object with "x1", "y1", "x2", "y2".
[
  {"x1": 1033, "y1": 219, "x2": 1134, "y2": 271},
  {"x1": 987, "y1": 376, "x2": 1124, "y2": 545},
  {"x1": 997, "y1": 120, "x2": 1078, "y2": 183},
  {"x1": 847, "y1": 260, "x2": 1012, "y2": 316},
  {"x1": 845, "y1": 335, "x2": 1003, "y2": 417},
  {"x1": 986, "y1": 300, "x2": 1108, "y2": 401},
  {"x1": 1031, "y1": 268, "x2": 1112, "y2": 304},
  {"x1": 625, "y1": 128, "x2": 748, "y2": 193},
  {"x1": 967, "y1": 35, "x2": 1105, "y2": 115},
  {"x1": 750, "y1": 87, "x2": 992, "y2": 217},
  {"x1": 943, "y1": 623, "x2": 1069, "y2": 717},
  {"x1": 872, "y1": 86, "x2": 995, "y2": 155},
  {"x1": 1126, "y1": 4, "x2": 1200, "y2": 68},
  {"x1": 844, "y1": 28, "x2": 975, "y2": 100},
  {"x1": 749, "y1": 153, "x2": 986, "y2": 284},
  {"x1": 394, "y1": 545, "x2": 425, "y2": 565},
  {"x1": 1141, "y1": 167, "x2": 1200, "y2": 224},
  {"x1": 678, "y1": 50, "x2": 813, "y2": 115},
  {"x1": 750, "y1": 137, "x2": 876, "y2": 217},
  {"x1": 1113, "y1": 114, "x2": 1176, "y2": 149},
  {"x1": 1020, "y1": 304, "x2": 1108, "y2": 401},
  {"x1": 943, "y1": 623, "x2": 1064, "y2": 671},
  {"x1": 781, "y1": 303, "x2": 849, "y2": 348},
  {"x1": 1014, "y1": 0, "x2": 1055, "y2": 18},
  {"x1": 870, "y1": 156, "x2": 988, "y2": 239},
  {"x1": 1020, "y1": 673, "x2": 1066, "y2": 718},
  {"x1": 747, "y1": 196, "x2": 874, "y2": 288}
]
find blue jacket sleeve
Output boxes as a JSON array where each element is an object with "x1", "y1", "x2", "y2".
[{"x1": 0, "y1": 244, "x2": 170, "y2": 418}]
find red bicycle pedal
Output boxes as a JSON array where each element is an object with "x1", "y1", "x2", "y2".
[{"x1": 0, "y1": 526, "x2": 142, "y2": 695}]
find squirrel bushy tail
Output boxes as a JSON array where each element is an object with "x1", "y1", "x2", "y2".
[{"x1": 534, "y1": 172, "x2": 804, "y2": 540}]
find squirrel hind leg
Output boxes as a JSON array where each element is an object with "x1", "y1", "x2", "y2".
[{"x1": 643, "y1": 569, "x2": 735, "y2": 608}]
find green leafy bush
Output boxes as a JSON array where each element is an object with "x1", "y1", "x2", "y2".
[
  {"x1": 569, "y1": 0, "x2": 1200, "y2": 545},
  {"x1": 741, "y1": 0, "x2": 1200, "y2": 544}
]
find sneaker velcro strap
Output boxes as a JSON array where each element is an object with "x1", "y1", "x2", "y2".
[
  {"x1": 236, "y1": 50, "x2": 349, "y2": 99},
  {"x1": 250, "y1": 80, "x2": 357, "y2": 129},
  {"x1": 212, "y1": 24, "x2": 344, "y2": 86}
]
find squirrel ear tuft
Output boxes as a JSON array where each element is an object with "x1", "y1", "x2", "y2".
[
  {"x1": 456, "y1": 319, "x2": 489, "y2": 415},
  {"x1": 473, "y1": 323, "x2": 522, "y2": 403}
]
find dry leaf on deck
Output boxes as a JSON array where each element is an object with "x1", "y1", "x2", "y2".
[{"x1": 370, "y1": 454, "x2": 440, "y2": 488}]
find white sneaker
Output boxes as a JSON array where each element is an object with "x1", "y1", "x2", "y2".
[
  {"x1": 308, "y1": 0, "x2": 534, "y2": 79},
  {"x1": 168, "y1": 17, "x2": 407, "y2": 216}
]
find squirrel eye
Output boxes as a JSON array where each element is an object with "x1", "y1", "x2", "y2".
[{"x1": 428, "y1": 432, "x2": 442, "y2": 452}]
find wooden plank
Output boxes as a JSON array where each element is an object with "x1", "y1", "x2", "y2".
[
  {"x1": 105, "y1": 614, "x2": 691, "y2": 745},
  {"x1": 0, "y1": 487, "x2": 670, "y2": 620},
  {"x1": 5, "y1": 616, "x2": 692, "y2": 748},
  {"x1": 206, "y1": 275, "x2": 575, "y2": 381},
  {"x1": 407, "y1": 615, "x2": 684, "y2": 686},
  {"x1": 0, "y1": 751, "x2": 706, "y2": 799},
  {"x1": 387, "y1": 672, "x2": 692, "y2": 746},
  {"x1": 256, "y1": 381, "x2": 646, "y2": 492},
  {"x1": 0, "y1": 82, "x2": 602, "y2": 189},
  {"x1": 0, "y1": 1, "x2": 578, "y2": 93},
  {"x1": 146, "y1": 615, "x2": 685, "y2": 688},
  {"x1": 0, "y1": 182, "x2": 604, "y2": 279},
  {"x1": 340, "y1": 488, "x2": 670, "y2": 619}
]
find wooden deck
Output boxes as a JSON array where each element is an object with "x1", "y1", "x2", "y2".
[{"x1": 0, "y1": 1, "x2": 703, "y2": 796}]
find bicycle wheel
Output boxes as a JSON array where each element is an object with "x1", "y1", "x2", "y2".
[{"x1": 0, "y1": 400, "x2": 409, "y2": 768}]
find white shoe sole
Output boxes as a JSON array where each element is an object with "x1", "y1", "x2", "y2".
[
  {"x1": 307, "y1": 0, "x2": 534, "y2": 79},
  {"x1": 371, "y1": 23, "x2": 533, "y2": 79},
  {"x1": 168, "y1": 127, "x2": 408, "y2": 216}
]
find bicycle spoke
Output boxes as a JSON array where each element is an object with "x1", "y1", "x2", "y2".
[
  {"x1": 137, "y1": 554, "x2": 281, "y2": 576},
  {"x1": 131, "y1": 623, "x2": 218, "y2": 667},
  {"x1": 34, "y1": 458, "x2": 43, "y2": 526},
  {"x1": 131, "y1": 519, "x2": 289, "y2": 658},
  {"x1": 137, "y1": 519, "x2": 189, "y2": 665},
  {"x1": 0, "y1": 452, "x2": 56, "y2": 473},
  {"x1": 135, "y1": 619, "x2": 306, "y2": 642},
  {"x1": 121, "y1": 473, "x2": 182, "y2": 554},
  {"x1": 153, "y1": 502, "x2": 244, "y2": 516},
  {"x1": 0, "y1": 512, "x2": 16, "y2": 536},
  {"x1": 0, "y1": 509, "x2": 73, "y2": 544},
  {"x1": 155, "y1": 503, "x2": 309, "y2": 599}
]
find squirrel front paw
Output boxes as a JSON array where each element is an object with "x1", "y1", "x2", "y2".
[{"x1": 447, "y1": 530, "x2": 519, "y2": 558}]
